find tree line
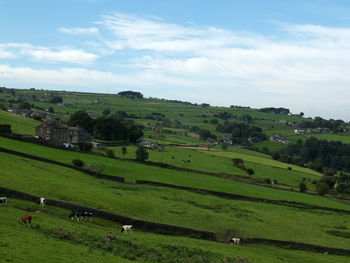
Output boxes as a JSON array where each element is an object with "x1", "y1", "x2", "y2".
[{"x1": 68, "y1": 111, "x2": 143, "y2": 143}]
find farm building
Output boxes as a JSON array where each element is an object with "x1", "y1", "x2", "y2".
[
  {"x1": 36, "y1": 120, "x2": 91, "y2": 147},
  {"x1": 138, "y1": 140, "x2": 159, "y2": 149}
]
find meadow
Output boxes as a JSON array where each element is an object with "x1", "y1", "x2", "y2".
[
  {"x1": 0, "y1": 136, "x2": 348, "y2": 210},
  {"x1": 2, "y1": 199, "x2": 348, "y2": 263},
  {"x1": 0, "y1": 110, "x2": 40, "y2": 135},
  {"x1": 1, "y1": 152, "x2": 350, "y2": 251}
]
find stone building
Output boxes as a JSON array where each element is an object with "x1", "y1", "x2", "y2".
[{"x1": 36, "y1": 120, "x2": 91, "y2": 147}]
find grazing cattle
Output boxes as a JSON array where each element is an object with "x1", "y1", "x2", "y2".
[
  {"x1": 0, "y1": 197, "x2": 7, "y2": 205},
  {"x1": 187, "y1": 160, "x2": 191, "y2": 163},
  {"x1": 22, "y1": 214, "x2": 32, "y2": 227},
  {"x1": 69, "y1": 211, "x2": 93, "y2": 222},
  {"x1": 229, "y1": 238, "x2": 240, "y2": 245},
  {"x1": 120, "y1": 225, "x2": 133, "y2": 233},
  {"x1": 38, "y1": 197, "x2": 45, "y2": 207}
]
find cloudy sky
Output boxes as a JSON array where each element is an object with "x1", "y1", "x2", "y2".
[{"x1": 1, "y1": 0, "x2": 350, "y2": 120}]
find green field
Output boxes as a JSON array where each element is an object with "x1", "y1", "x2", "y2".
[
  {"x1": 1, "y1": 152, "x2": 350, "y2": 251},
  {"x1": 2, "y1": 89, "x2": 350, "y2": 262},
  {"x1": 0, "y1": 110, "x2": 41, "y2": 135},
  {"x1": 2, "y1": 199, "x2": 348, "y2": 263},
  {"x1": 0, "y1": 136, "x2": 348, "y2": 210}
]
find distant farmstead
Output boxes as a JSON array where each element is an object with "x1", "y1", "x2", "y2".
[
  {"x1": 36, "y1": 120, "x2": 91, "y2": 147},
  {"x1": 138, "y1": 140, "x2": 159, "y2": 149}
]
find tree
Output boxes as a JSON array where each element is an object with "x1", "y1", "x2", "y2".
[
  {"x1": 136, "y1": 146, "x2": 148, "y2": 162},
  {"x1": 48, "y1": 107, "x2": 54, "y2": 113},
  {"x1": 78, "y1": 142, "x2": 92, "y2": 152},
  {"x1": 299, "y1": 112, "x2": 304, "y2": 117},
  {"x1": 68, "y1": 111, "x2": 95, "y2": 134},
  {"x1": 247, "y1": 168, "x2": 254, "y2": 176},
  {"x1": 122, "y1": 146, "x2": 127, "y2": 156},
  {"x1": 50, "y1": 96, "x2": 63, "y2": 103},
  {"x1": 299, "y1": 182, "x2": 307, "y2": 192},
  {"x1": 315, "y1": 181, "x2": 329, "y2": 195},
  {"x1": 19, "y1": 101, "x2": 31, "y2": 110},
  {"x1": 72, "y1": 159, "x2": 84, "y2": 167},
  {"x1": 102, "y1": 108, "x2": 111, "y2": 116},
  {"x1": 106, "y1": 149, "x2": 115, "y2": 158}
]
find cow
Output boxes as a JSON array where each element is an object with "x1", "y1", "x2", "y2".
[
  {"x1": 22, "y1": 214, "x2": 32, "y2": 227},
  {"x1": 83, "y1": 211, "x2": 93, "y2": 221},
  {"x1": 120, "y1": 225, "x2": 133, "y2": 233},
  {"x1": 69, "y1": 211, "x2": 93, "y2": 222},
  {"x1": 37, "y1": 197, "x2": 45, "y2": 207},
  {"x1": 0, "y1": 197, "x2": 7, "y2": 205},
  {"x1": 69, "y1": 211, "x2": 81, "y2": 221},
  {"x1": 229, "y1": 237, "x2": 240, "y2": 245}
]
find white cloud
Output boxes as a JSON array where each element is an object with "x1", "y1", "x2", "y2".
[
  {"x1": 0, "y1": 43, "x2": 98, "y2": 65},
  {"x1": 57, "y1": 27, "x2": 99, "y2": 35}
]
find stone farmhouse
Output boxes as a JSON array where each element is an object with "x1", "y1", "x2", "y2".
[{"x1": 36, "y1": 120, "x2": 91, "y2": 147}]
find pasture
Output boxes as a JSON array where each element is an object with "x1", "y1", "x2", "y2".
[
  {"x1": 2, "y1": 199, "x2": 348, "y2": 263},
  {"x1": 1, "y1": 151, "x2": 350, "y2": 250},
  {"x1": 0, "y1": 136, "x2": 349, "y2": 210},
  {"x1": 0, "y1": 110, "x2": 40, "y2": 135}
]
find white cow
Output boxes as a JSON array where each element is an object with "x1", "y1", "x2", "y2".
[
  {"x1": 38, "y1": 197, "x2": 46, "y2": 207},
  {"x1": 0, "y1": 197, "x2": 7, "y2": 205},
  {"x1": 229, "y1": 237, "x2": 240, "y2": 245},
  {"x1": 120, "y1": 225, "x2": 133, "y2": 233}
]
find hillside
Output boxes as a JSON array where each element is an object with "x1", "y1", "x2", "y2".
[{"x1": 1, "y1": 88, "x2": 350, "y2": 262}]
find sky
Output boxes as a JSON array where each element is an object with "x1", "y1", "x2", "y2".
[{"x1": 1, "y1": 0, "x2": 350, "y2": 120}]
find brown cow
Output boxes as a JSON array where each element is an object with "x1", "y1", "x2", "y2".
[{"x1": 22, "y1": 214, "x2": 32, "y2": 227}]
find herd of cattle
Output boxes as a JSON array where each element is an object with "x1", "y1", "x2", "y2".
[
  {"x1": 1, "y1": 196, "x2": 134, "y2": 234},
  {"x1": 1, "y1": 196, "x2": 241, "y2": 244}
]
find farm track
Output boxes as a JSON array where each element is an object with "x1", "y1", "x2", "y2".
[
  {"x1": 2, "y1": 186, "x2": 350, "y2": 257},
  {"x1": 1, "y1": 146, "x2": 350, "y2": 214}
]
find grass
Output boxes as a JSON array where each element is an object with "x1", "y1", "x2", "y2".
[
  {"x1": 0, "y1": 136, "x2": 349, "y2": 210},
  {"x1": 1, "y1": 153, "x2": 350, "y2": 250},
  {"x1": 2, "y1": 199, "x2": 349, "y2": 263},
  {"x1": 0, "y1": 110, "x2": 41, "y2": 135}
]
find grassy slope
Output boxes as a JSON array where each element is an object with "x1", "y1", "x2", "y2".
[
  {"x1": 0, "y1": 110, "x2": 41, "y2": 135},
  {"x1": 2, "y1": 199, "x2": 348, "y2": 263},
  {"x1": 0, "y1": 136, "x2": 349, "y2": 210},
  {"x1": 1, "y1": 153, "x2": 350, "y2": 250},
  {"x1": 108, "y1": 145, "x2": 319, "y2": 188}
]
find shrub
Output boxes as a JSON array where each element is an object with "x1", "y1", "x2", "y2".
[
  {"x1": 78, "y1": 142, "x2": 92, "y2": 152},
  {"x1": 299, "y1": 182, "x2": 307, "y2": 192},
  {"x1": 72, "y1": 159, "x2": 84, "y2": 167},
  {"x1": 136, "y1": 146, "x2": 148, "y2": 162},
  {"x1": 247, "y1": 168, "x2": 254, "y2": 176},
  {"x1": 106, "y1": 149, "x2": 115, "y2": 158},
  {"x1": 122, "y1": 146, "x2": 127, "y2": 156},
  {"x1": 315, "y1": 181, "x2": 329, "y2": 195},
  {"x1": 264, "y1": 178, "x2": 271, "y2": 184}
]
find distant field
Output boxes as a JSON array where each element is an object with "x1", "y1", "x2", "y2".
[
  {"x1": 1, "y1": 153, "x2": 350, "y2": 250},
  {"x1": 0, "y1": 136, "x2": 349, "y2": 210},
  {"x1": 0, "y1": 110, "x2": 41, "y2": 135},
  {"x1": 108, "y1": 145, "x2": 320, "y2": 188},
  {"x1": 2, "y1": 199, "x2": 348, "y2": 263},
  {"x1": 306, "y1": 133, "x2": 350, "y2": 144}
]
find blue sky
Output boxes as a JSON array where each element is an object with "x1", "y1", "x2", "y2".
[{"x1": 1, "y1": 0, "x2": 350, "y2": 120}]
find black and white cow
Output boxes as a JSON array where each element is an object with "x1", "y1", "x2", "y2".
[
  {"x1": 120, "y1": 225, "x2": 133, "y2": 232},
  {"x1": 69, "y1": 211, "x2": 93, "y2": 221},
  {"x1": 0, "y1": 197, "x2": 7, "y2": 205}
]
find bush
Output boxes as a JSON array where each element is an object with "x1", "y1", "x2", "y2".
[
  {"x1": 247, "y1": 168, "x2": 254, "y2": 176},
  {"x1": 106, "y1": 149, "x2": 115, "y2": 158},
  {"x1": 136, "y1": 146, "x2": 148, "y2": 162},
  {"x1": 122, "y1": 146, "x2": 127, "y2": 156},
  {"x1": 299, "y1": 182, "x2": 307, "y2": 192},
  {"x1": 264, "y1": 178, "x2": 271, "y2": 184},
  {"x1": 315, "y1": 181, "x2": 329, "y2": 195},
  {"x1": 78, "y1": 142, "x2": 93, "y2": 152},
  {"x1": 72, "y1": 159, "x2": 84, "y2": 167}
]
